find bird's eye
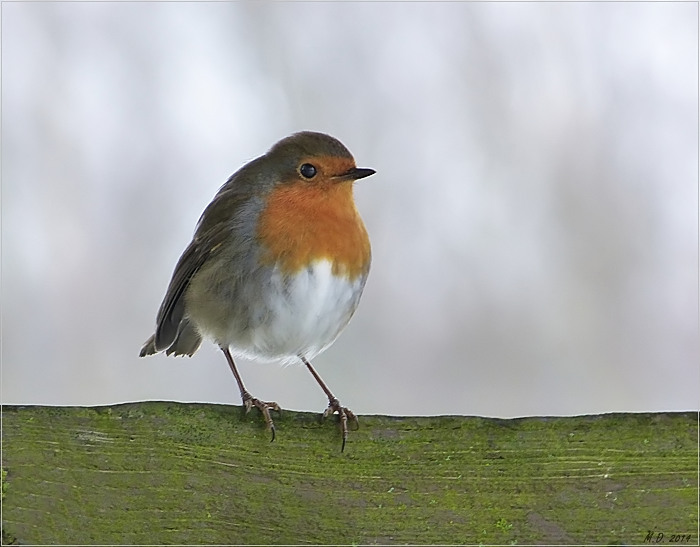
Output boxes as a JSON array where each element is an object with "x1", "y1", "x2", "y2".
[{"x1": 299, "y1": 163, "x2": 317, "y2": 179}]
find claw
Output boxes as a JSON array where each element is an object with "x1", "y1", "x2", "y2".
[
  {"x1": 299, "y1": 356, "x2": 358, "y2": 451},
  {"x1": 241, "y1": 392, "x2": 280, "y2": 442},
  {"x1": 323, "y1": 398, "x2": 358, "y2": 452}
]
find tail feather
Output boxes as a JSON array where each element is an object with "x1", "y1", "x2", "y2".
[{"x1": 140, "y1": 319, "x2": 202, "y2": 358}]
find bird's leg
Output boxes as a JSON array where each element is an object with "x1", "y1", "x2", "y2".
[
  {"x1": 221, "y1": 347, "x2": 280, "y2": 441},
  {"x1": 300, "y1": 355, "x2": 358, "y2": 452}
]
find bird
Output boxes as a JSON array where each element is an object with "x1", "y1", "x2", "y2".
[{"x1": 140, "y1": 131, "x2": 374, "y2": 451}]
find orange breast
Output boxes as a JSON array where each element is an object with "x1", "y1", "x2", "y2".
[{"x1": 256, "y1": 181, "x2": 370, "y2": 280}]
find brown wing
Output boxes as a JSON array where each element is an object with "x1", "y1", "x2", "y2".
[{"x1": 151, "y1": 185, "x2": 249, "y2": 352}]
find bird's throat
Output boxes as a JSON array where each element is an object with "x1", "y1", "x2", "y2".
[{"x1": 256, "y1": 182, "x2": 371, "y2": 280}]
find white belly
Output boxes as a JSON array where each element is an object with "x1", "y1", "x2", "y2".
[{"x1": 228, "y1": 259, "x2": 366, "y2": 364}]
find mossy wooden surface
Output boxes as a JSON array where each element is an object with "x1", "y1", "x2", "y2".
[{"x1": 1, "y1": 403, "x2": 697, "y2": 545}]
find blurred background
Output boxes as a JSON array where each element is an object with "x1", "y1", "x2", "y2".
[{"x1": 2, "y1": 2, "x2": 697, "y2": 418}]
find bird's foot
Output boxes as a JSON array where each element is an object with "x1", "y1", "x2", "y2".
[
  {"x1": 323, "y1": 398, "x2": 359, "y2": 452},
  {"x1": 242, "y1": 392, "x2": 280, "y2": 442}
]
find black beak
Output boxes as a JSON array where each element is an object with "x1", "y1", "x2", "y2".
[{"x1": 335, "y1": 167, "x2": 376, "y2": 182}]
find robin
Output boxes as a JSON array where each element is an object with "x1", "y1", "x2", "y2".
[{"x1": 140, "y1": 131, "x2": 374, "y2": 451}]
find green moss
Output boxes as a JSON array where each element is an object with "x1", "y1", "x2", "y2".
[
  {"x1": 1, "y1": 467, "x2": 7, "y2": 500},
  {"x1": 1, "y1": 404, "x2": 697, "y2": 544}
]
